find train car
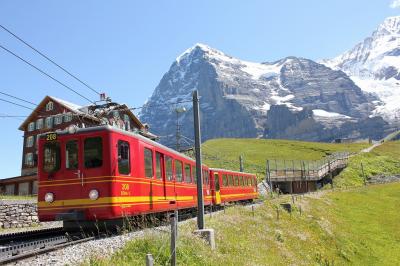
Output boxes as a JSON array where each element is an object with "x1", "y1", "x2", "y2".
[
  {"x1": 37, "y1": 125, "x2": 213, "y2": 223},
  {"x1": 209, "y1": 168, "x2": 258, "y2": 205}
]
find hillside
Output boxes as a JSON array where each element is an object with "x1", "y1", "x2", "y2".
[
  {"x1": 86, "y1": 183, "x2": 400, "y2": 265},
  {"x1": 334, "y1": 140, "x2": 400, "y2": 187},
  {"x1": 201, "y1": 138, "x2": 369, "y2": 176}
]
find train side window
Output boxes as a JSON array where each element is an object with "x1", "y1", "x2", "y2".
[
  {"x1": 43, "y1": 142, "x2": 61, "y2": 173},
  {"x1": 84, "y1": 137, "x2": 103, "y2": 168},
  {"x1": 144, "y1": 148, "x2": 154, "y2": 178},
  {"x1": 184, "y1": 164, "x2": 191, "y2": 183},
  {"x1": 192, "y1": 166, "x2": 197, "y2": 183},
  {"x1": 240, "y1": 176, "x2": 244, "y2": 187},
  {"x1": 228, "y1": 175, "x2": 233, "y2": 186},
  {"x1": 165, "y1": 156, "x2": 173, "y2": 181},
  {"x1": 66, "y1": 140, "x2": 78, "y2": 170},
  {"x1": 118, "y1": 140, "x2": 130, "y2": 175},
  {"x1": 175, "y1": 160, "x2": 183, "y2": 182},
  {"x1": 155, "y1": 152, "x2": 163, "y2": 180},
  {"x1": 235, "y1": 176, "x2": 239, "y2": 186},
  {"x1": 203, "y1": 170, "x2": 209, "y2": 185},
  {"x1": 222, "y1": 175, "x2": 227, "y2": 187}
]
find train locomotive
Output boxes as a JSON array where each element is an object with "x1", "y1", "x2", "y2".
[{"x1": 37, "y1": 125, "x2": 258, "y2": 225}]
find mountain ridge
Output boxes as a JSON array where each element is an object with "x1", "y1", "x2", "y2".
[{"x1": 140, "y1": 17, "x2": 400, "y2": 144}]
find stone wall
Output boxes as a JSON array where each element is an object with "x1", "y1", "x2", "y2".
[{"x1": 0, "y1": 200, "x2": 39, "y2": 229}]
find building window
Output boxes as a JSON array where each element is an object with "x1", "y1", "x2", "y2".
[
  {"x1": 18, "y1": 182, "x2": 30, "y2": 196},
  {"x1": 64, "y1": 112, "x2": 73, "y2": 122},
  {"x1": 28, "y1": 122, "x2": 35, "y2": 132},
  {"x1": 66, "y1": 140, "x2": 78, "y2": 170},
  {"x1": 25, "y1": 152, "x2": 34, "y2": 167},
  {"x1": 46, "y1": 101, "x2": 54, "y2": 111},
  {"x1": 36, "y1": 119, "x2": 43, "y2": 130},
  {"x1": 45, "y1": 117, "x2": 53, "y2": 128},
  {"x1": 5, "y1": 184, "x2": 15, "y2": 195},
  {"x1": 113, "y1": 110, "x2": 120, "y2": 119},
  {"x1": 84, "y1": 137, "x2": 103, "y2": 168},
  {"x1": 118, "y1": 140, "x2": 130, "y2": 175},
  {"x1": 26, "y1": 136, "x2": 34, "y2": 147},
  {"x1": 43, "y1": 142, "x2": 61, "y2": 172},
  {"x1": 144, "y1": 148, "x2": 153, "y2": 178},
  {"x1": 54, "y1": 115, "x2": 63, "y2": 125},
  {"x1": 32, "y1": 181, "x2": 38, "y2": 195}
]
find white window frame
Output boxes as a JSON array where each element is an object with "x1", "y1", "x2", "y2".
[
  {"x1": 25, "y1": 153, "x2": 34, "y2": 166},
  {"x1": 26, "y1": 136, "x2": 34, "y2": 147},
  {"x1": 28, "y1": 122, "x2": 35, "y2": 132},
  {"x1": 46, "y1": 101, "x2": 54, "y2": 111},
  {"x1": 64, "y1": 112, "x2": 73, "y2": 122},
  {"x1": 54, "y1": 115, "x2": 63, "y2": 125},
  {"x1": 36, "y1": 119, "x2": 43, "y2": 130},
  {"x1": 45, "y1": 117, "x2": 53, "y2": 128}
]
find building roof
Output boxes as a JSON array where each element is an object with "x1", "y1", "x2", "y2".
[{"x1": 18, "y1": 96, "x2": 144, "y2": 131}]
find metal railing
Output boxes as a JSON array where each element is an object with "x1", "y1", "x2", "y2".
[{"x1": 266, "y1": 152, "x2": 350, "y2": 182}]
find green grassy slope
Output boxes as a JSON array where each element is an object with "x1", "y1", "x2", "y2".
[
  {"x1": 202, "y1": 138, "x2": 369, "y2": 176},
  {"x1": 334, "y1": 140, "x2": 400, "y2": 187},
  {"x1": 85, "y1": 183, "x2": 400, "y2": 265}
]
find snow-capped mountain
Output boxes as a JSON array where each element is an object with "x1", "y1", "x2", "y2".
[
  {"x1": 140, "y1": 43, "x2": 388, "y2": 143},
  {"x1": 322, "y1": 16, "x2": 400, "y2": 121}
]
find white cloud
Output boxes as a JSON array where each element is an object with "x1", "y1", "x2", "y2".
[{"x1": 390, "y1": 0, "x2": 400, "y2": 8}]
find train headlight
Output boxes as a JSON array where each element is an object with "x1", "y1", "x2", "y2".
[
  {"x1": 89, "y1": 189, "x2": 99, "y2": 200},
  {"x1": 68, "y1": 125, "x2": 78, "y2": 134},
  {"x1": 45, "y1": 192, "x2": 54, "y2": 203}
]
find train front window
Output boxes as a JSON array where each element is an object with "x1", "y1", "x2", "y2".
[
  {"x1": 66, "y1": 140, "x2": 78, "y2": 170},
  {"x1": 43, "y1": 142, "x2": 61, "y2": 173},
  {"x1": 84, "y1": 137, "x2": 103, "y2": 168},
  {"x1": 118, "y1": 140, "x2": 130, "y2": 175}
]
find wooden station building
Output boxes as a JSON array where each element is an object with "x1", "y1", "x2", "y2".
[{"x1": 0, "y1": 95, "x2": 155, "y2": 196}]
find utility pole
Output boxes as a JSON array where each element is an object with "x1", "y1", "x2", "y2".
[
  {"x1": 193, "y1": 90, "x2": 205, "y2": 230},
  {"x1": 175, "y1": 107, "x2": 186, "y2": 151}
]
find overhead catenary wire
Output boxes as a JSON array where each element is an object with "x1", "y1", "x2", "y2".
[
  {"x1": 0, "y1": 24, "x2": 101, "y2": 96},
  {"x1": 0, "y1": 43, "x2": 94, "y2": 104},
  {"x1": 0, "y1": 97, "x2": 34, "y2": 111},
  {"x1": 0, "y1": 91, "x2": 36, "y2": 106}
]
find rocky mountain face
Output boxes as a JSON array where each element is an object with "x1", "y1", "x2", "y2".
[
  {"x1": 140, "y1": 41, "x2": 390, "y2": 144},
  {"x1": 321, "y1": 16, "x2": 400, "y2": 121}
]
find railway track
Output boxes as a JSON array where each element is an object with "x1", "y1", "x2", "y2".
[{"x1": 0, "y1": 227, "x2": 93, "y2": 265}]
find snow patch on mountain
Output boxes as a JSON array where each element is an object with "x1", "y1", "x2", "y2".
[
  {"x1": 312, "y1": 109, "x2": 351, "y2": 118},
  {"x1": 321, "y1": 16, "x2": 400, "y2": 121}
]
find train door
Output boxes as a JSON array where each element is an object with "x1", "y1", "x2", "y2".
[
  {"x1": 63, "y1": 138, "x2": 83, "y2": 197},
  {"x1": 214, "y1": 173, "x2": 221, "y2": 205},
  {"x1": 164, "y1": 156, "x2": 176, "y2": 206}
]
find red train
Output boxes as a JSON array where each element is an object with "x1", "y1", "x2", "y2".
[{"x1": 37, "y1": 125, "x2": 258, "y2": 223}]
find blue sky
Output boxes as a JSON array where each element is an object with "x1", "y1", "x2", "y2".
[{"x1": 0, "y1": 0, "x2": 398, "y2": 178}]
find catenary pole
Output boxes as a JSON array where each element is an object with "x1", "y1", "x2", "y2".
[{"x1": 193, "y1": 90, "x2": 205, "y2": 230}]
